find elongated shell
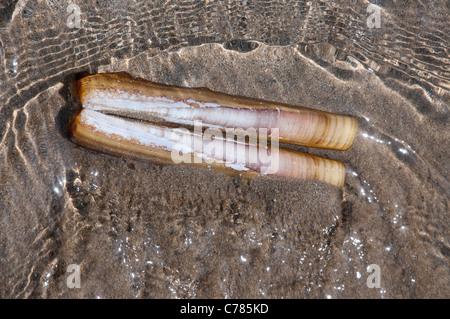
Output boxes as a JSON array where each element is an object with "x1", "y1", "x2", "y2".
[
  {"x1": 76, "y1": 73, "x2": 358, "y2": 151},
  {"x1": 69, "y1": 109, "x2": 346, "y2": 188}
]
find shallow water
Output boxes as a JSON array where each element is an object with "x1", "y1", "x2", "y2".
[{"x1": 0, "y1": 0, "x2": 448, "y2": 298}]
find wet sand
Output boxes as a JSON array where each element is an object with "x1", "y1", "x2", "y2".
[{"x1": 0, "y1": 0, "x2": 448, "y2": 298}]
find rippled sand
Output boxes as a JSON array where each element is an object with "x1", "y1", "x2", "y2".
[{"x1": 0, "y1": 0, "x2": 448, "y2": 298}]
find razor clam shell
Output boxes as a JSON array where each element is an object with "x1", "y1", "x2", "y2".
[
  {"x1": 76, "y1": 73, "x2": 358, "y2": 151},
  {"x1": 69, "y1": 109, "x2": 346, "y2": 187}
]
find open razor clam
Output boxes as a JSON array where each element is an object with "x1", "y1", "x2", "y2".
[{"x1": 69, "y1": 73, "x2": 358, "y2": 188}]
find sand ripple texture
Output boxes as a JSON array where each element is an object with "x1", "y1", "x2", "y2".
[{"x1": 0, "y1": 0, "x2": 448, "y2": 298}]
